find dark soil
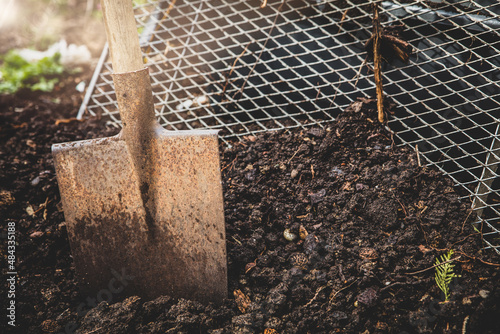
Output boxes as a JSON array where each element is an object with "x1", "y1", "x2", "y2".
[{"x1": 1, "y1": 73, "x2": 499, "y2": 334}]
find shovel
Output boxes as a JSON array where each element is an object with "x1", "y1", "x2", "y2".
[{"x1": 52, "y1": 0, "x2": 227, "y2": 304}]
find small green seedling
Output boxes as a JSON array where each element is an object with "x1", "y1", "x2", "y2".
[{"x1": 434, "y1": 249, "x2": 457, "y2": 302}]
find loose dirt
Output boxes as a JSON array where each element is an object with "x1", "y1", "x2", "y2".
[{"x1": 0, "y1": 73, "x2": 499, "y2": 333}]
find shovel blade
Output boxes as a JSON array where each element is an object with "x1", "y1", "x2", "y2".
[{"x1": 52, "y1": 131, "x2": 227, "y2": 304}]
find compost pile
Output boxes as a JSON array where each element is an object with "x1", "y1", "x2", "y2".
[{"x1": 1, "y1": 79, "x2": 499, "y2": 334}]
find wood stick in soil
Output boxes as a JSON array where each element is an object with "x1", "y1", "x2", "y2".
[{"x1": 373, "y1": 1, "x2": 385, "y2": 123}]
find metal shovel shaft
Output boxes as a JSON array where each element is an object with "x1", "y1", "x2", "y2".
[
  {"x1": 113, "y1": 69, "x2": 160, "y2": 238},
  {"x1": 101, "y1": 0, "x2": 160, "y2": 233}
]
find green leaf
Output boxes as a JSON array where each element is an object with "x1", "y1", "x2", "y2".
[
  {"x1": 434, "y1": 250, "x2": 456, "y2": 301},
  {"x1": 0, "y1": 49, "x2": 64, "y2": 94},
  {"x1": 31, "y1": 77, "x2": 58, "y2": 92}
]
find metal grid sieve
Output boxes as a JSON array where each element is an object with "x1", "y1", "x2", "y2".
[{"x1": 79, "y1": 0, "x2": 499, "y2": 254}]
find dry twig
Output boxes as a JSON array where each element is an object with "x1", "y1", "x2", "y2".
[
  {"x1": 372, "y1": 1, "x2": 384, "y2": 123},
  {"x1": 145, "y1": 0, "x2": 178, "y2": 55},
  {"x1": 406, "y1": 256, "x2": 462, "y2": 275},
  {"x1": 222, "y1": 42, "x2": 252, "y2": 95},
  {"x1": 234, "y1": 0, "x2": 286, "y2": 99}
]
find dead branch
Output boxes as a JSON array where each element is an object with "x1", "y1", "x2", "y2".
[
  {"x1": 233, "y1": 0, "x2": 286, "y2": 100},
  {"x1": 372, "y1": 1, "x2": 385, "y2": 123},
  {"x1": 406, "y1": 256, "x2": 462, "y2": 275}
]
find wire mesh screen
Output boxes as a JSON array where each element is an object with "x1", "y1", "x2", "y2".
[{"x1": 80, "y1": 0, "x2": 500, "y2": 254}]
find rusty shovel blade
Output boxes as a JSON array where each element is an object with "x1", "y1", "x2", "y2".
[{"x1": 52, "y1": 70, "x2": 227, "y2": 304}]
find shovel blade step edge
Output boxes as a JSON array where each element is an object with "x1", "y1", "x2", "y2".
[{"x1": 52, "y1": 131, "x2": 227, "y2": 304}]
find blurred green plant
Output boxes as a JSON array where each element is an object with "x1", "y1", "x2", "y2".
[
  {"x1": 434, "y1": 249, "x2": 457, "y2": 302},
  {"x1": 0, "y1": 50, "x2": 64, "y2": 94}
]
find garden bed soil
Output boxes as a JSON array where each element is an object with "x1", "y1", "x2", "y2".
[{"x1": 0, "y1": 75, "x2": 499, "y2": 333}]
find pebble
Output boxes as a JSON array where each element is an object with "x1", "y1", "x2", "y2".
[
  {"x1": 290, "y1": 169, "x2": 299, "y2": 179},
  {"x1": 75, "y1": 81, "x2": 86, "y2": 92},
  {"x1": 309, "y1": 189, "x2": 326, "y2": 204},
  {"x1": 31, "y1": 176, "x2": 41, "y2": 186},
  {"x1": 479, "y1": 290, "x2": 490, "y2": 299}
]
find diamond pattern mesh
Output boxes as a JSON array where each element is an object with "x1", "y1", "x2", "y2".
[{"x1": 80, "y1": 0, "x2": 499, "y2": 254}]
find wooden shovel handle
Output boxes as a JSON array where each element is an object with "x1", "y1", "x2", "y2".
[
  {"x1": 101, "y1": 0, "x2": 144, "y2": 73},
  {"x1": 100, "y1": 0, "x2": 156, "y2": 132}
]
